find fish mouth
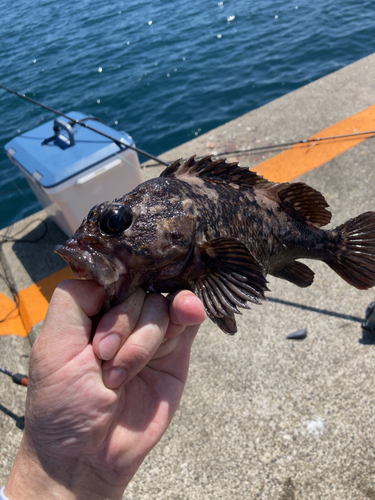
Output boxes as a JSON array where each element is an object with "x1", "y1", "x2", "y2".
[{"x1": 55, "y1": 240, "x2": 125, "y2": 287}]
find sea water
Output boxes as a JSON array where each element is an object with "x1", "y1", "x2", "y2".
[{"x1": 1, "y1": 0, "x2": 375, "y2": 230}]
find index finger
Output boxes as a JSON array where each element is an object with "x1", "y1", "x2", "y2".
[{"x1": 101, "y1": 293, "x2": 170, "y2": 389}]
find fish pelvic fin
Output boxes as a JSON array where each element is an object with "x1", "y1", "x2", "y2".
[
  {"x1": 271, "y1": 261, "x2": 315, "y2": 288},
  {"x1": 326, "y1": 211, "x2": 375, "y2": 290},
  {"x1": 195, "y1": 237, "x2": 269, "y2": 334}
]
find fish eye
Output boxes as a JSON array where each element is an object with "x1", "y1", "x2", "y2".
[{"x1": 99, "y1": 204, "x2": 132, "y2": 235}]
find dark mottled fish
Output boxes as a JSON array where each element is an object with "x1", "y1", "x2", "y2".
[{"x1": 55, "y1": 156, "x2": 375, "y2": 334}]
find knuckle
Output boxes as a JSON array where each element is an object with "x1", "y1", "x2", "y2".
[
  {"x1": 55, "y1": 279, "x2": 76, "y2": 295},
  {"x1": 146, "y1": 293, "x2": 169, "y2": 311},
  {"x1": 126, "y1": 340, "x2": 153, "y2": 366}
]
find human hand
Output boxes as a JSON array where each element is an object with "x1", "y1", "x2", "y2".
[{"x1": 5, "y1": 280, "x2": 206, "y2": 500}]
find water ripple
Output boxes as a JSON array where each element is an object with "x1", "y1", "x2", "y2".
[{"x1": 1, "y1": 0, "x2": 375, "y2": 228}]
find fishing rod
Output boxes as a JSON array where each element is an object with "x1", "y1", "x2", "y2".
[
  {"x1": 0, "y1": 367, "x2": 28, "y2": 386},
  {"x1": 0, "y1": 84, "x2": 170, "y2": 167},
  {"x1": 3, "y1": 84, "x2": 375, "y2": 168},
  {"x1": 0, "y1": 367, "x2": 27, "y2": 430}
]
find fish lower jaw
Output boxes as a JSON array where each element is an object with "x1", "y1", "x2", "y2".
[
  {"x1": 68, "y1": 257, "x2": 95, "y2": 280},
  {"x1": 67, "y1": 256, "x2": 119, "y2": 286},
  {"x1": 55, "y1": 244, "x2": 120, "y2": 287}
]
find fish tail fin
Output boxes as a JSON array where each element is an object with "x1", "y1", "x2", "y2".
[{"x1": 326, "y1": 211, "x2": 375, "y2": 290}]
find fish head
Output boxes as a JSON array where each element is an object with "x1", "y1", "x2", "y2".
[{"x1": 55, "y1": 178, "x2": 197, "y2": 304}]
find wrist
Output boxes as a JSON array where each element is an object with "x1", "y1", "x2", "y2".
[{"x1": 4, "y1": 436, "x2": 131, "y2": 500}]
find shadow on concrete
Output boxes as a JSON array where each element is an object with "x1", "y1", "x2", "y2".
[
  {"x1": 359, "y1": 329, "x2": 375, "y2": 345},
  {"x1": 269, "y1": 297, "x2": 375, "y2": 345},
  {"x1": 11, "y1": 218, "x2": 67, "y2": 284},
  {"x1": 268, "y1": 297, "x2": 363, "y2": 323},
  {"x1": 0, "y1": 404, "x2": 24, "y2": 430}
]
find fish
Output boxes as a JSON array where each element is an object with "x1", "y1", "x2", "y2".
[{"x1": 55, "y1": 156, "x2": 375, "y2": 334}]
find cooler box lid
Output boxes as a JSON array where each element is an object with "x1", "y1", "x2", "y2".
[{"x1": 4, "y1": 111, "x2": 135, "y2": 188}]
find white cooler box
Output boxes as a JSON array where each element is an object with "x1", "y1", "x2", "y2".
[{"x1": 5, "y1": 112, "x2": 144, "y2": 236}]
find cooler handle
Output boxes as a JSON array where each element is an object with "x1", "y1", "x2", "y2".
[
  {"x1": 76, "y1": 158, "x2": 122, "y2": 185},
  {"x1": 53, "y1": 118, "x2": 75, "y2": 147}
]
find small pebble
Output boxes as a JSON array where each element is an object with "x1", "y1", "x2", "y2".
[{"x1": 287, "y1": 328, "x2": 307, "y2": 340}]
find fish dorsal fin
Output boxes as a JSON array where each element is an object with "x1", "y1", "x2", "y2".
[
  {"x1": 195, "y1": 237, "x2": 269, "y2": 334},
  {"x1": 273, "y1": 182, "x2": 332, "y2": 228},
  {"x1": 160, "y1": 156, "x2": 272, "y2": 189},
  {"x1": 161, "y1": 158, "x2": 331, "y2": 227}
]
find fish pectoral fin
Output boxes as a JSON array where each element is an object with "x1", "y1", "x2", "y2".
[
  {"x1": 211, "y1": 314, "x2": 237, "y2": 335},
  {"x1": 273, "y1": 182, "x2": 332, "y2": 228},
  {"x1": 271, "y1": 261, "x2": 315, "y2": 288},
  {"x1": 195, "y1": 238, "x2": 269, "y2": 333},
  {"x1": 194, "y1": 278, "x2": 238, "y2": 334}
]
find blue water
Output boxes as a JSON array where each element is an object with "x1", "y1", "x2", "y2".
[{"x1": 1, "y1": 0, "x2": 375, "y2": 230}]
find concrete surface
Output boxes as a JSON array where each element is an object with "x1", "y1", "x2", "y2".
[{"x1": 1, "y1": 53, "x2": 375, "y2": 499}]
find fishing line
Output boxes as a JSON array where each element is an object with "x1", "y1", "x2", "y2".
[
  {"x1": 0, "y1": 226, "x2": 19, "y2": 324},
  {"x1": 1, "y1": 165, "x2": 36, "y2": 204},
  {"x1": 213, "y1": 130, "x2": 375, "y2": 158},
  {"x1": 0, "y1": 218, "x2": 48, "y2": 243},
  {"x1": 0, "y1": 84, "x2": 170, "y2": 167},
  {"x1": 0, "y1": 272, "x2": 19, "y2": 324},
  {"x1": 144, "y1": 129, "x2": 375, "y2": 166},
  {"x1": 0, "y1": 219, "x2": 48, "y2": 331},
  {"x1": 0, "y1": 166, "x2": 46, "y2": 329},
  {"x1": 0, "y1": 186, "x2": 29, "y2": 196}
]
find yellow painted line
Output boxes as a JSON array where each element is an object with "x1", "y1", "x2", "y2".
[
  {"x1": 1, "y1": 103, "x2": 375, "y2": 336},
  {"x1": 0, "y1": 294, "x2": 28, "y2": 337},
  {"x1": 0, "y1": 266, "x2": 75, "y2": 337},
  {"x1": 253, "y1": 103, "x2": 375, "y2": 182}
]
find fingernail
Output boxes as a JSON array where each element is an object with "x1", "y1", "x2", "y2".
[
  {"x1": 104, "y1": 367, "x2": 127, "y2": 389},
  {"x1": 99, "y1": 334, "x2": 121, "y2": 360}
]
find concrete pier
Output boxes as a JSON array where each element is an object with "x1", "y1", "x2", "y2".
[{"x1": 1, "y1": 53, "x2": 375, "y2": 499}]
